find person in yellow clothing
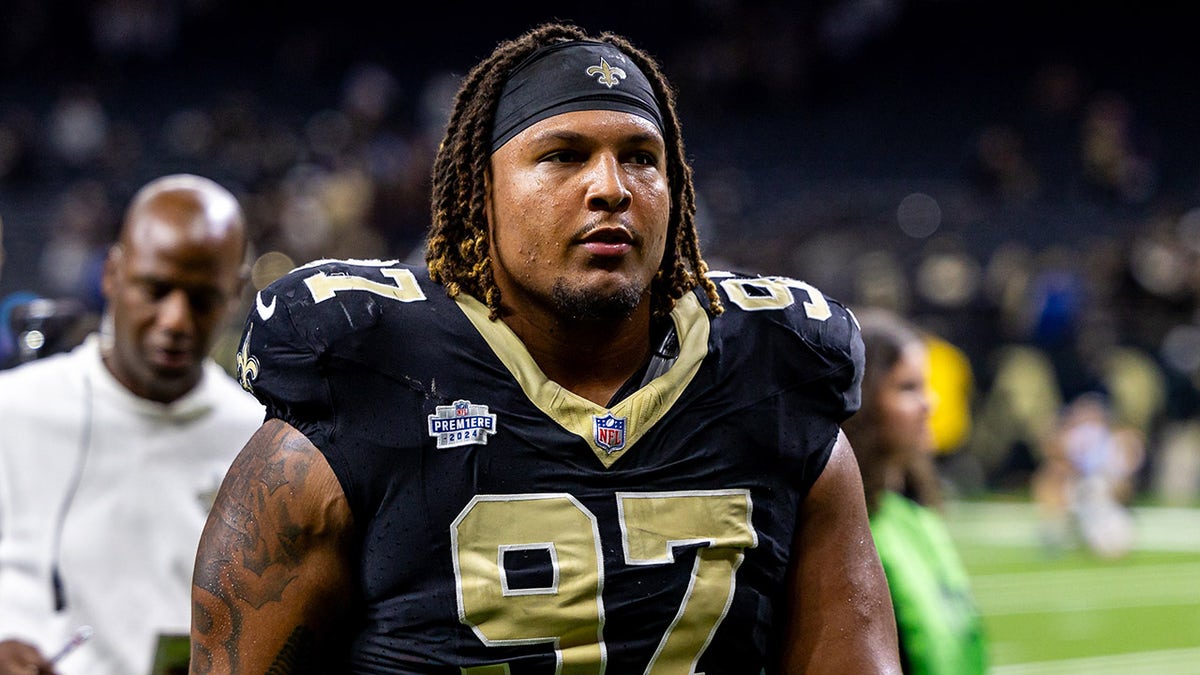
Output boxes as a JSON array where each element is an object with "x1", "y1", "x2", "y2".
[
  {"x1": 925, "y1": 331, "x2": 974, "y2": 456},
  {"x1": 843, "y1": 307, "x2": 989, "y2": 675}
]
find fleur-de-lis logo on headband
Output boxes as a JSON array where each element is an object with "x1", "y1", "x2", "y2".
[{"x1": 586, "y1": 57, "x2": 626, "y2": 88}]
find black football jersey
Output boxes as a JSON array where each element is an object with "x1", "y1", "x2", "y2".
[{"x1": 235, "y1": 259, "x2": 864, "y2": 674}]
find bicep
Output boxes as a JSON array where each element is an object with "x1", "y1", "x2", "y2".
[
  {"x1": 190, "y1": 418, "x2": 356, "y2": 674},
  {"x1": 777, "y1": 430, "x2": 900, "y2": 674}
]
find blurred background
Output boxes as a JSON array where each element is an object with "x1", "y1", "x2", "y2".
[{"x1": 1, "y1": 1, "x2": 1198, "y2": 671}]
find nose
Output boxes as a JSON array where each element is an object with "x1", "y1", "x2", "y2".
[
  {"x1": 586, "y1": 154, "x2": 632, "y2": 212},
  {"x1": 156, "y1": 288, "x2": 195, "y2": 336},
  {"x1": 920, "y1": 386, "x2": 936, "y2": 417}
]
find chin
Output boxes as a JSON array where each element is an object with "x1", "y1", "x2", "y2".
[
  {"x1": 551, "y1": 278, "x2": 645, "y2": 321},
  {"x1": 149, "y1": 362, "x2": 201, "y2": 386}
]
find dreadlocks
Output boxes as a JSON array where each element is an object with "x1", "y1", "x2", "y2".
[{"x1": 425, "y1": 22, "x2": 723, "y2": 319}]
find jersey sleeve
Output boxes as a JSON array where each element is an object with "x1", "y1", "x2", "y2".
[
  {"x1": 715, "y1": 271, "x2": 864, "y2": 422},
  {"x1": 233, "y1": 260, "x2": 395, "y2": 449},
  {"x1": 799, "y1": 295, "x2": 864, "y2": 424},
  {"x1": 705, "y1": 271, "x2": 865, "y2": 492},
  {"x1": 781, "y1": 292, "x2": 864, "y2": 487}
]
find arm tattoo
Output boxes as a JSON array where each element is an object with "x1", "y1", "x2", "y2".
[
  {"x1": 192, "y1": 421, "x2": 330, "y2": 672},
  {"x1": 265, "y1": 626, "x2": 316, "y2": 675},
  {"x1": 195, "y1": 423, "x2": 310, "y2": 602}
]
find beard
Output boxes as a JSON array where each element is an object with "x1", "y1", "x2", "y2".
[{"x1": 551, "y1": 277, "x2": 645, "y2": 321}]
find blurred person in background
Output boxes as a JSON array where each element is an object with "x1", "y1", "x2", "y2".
[
  {"x1": 924, "y1": 328, "x2": 982, "y2": 497},
  {"x1": 0, "y1": 174, "x2": 264, "y2": 675},
  {"x1": 1032, "y1": 392, "x2": 1144, "y2": 559},
  {"x1": 189, "y1": 22, "x2": 898, "y2": 674},
  {"x1": 842, "y1": 307, "x2": 988, "y2": 675}
]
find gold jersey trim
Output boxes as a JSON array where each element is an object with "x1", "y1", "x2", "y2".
[{"x1": 455, "y1": 293, "x2": 711, "y2": 468}]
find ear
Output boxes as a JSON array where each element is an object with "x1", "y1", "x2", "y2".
[
  {"x1": 238, "y1": 262, "x2": 252, "y2": 292},
  {"x1": 229, "y1": 262, "x2": 252, "y2": 312},
  {"x1": 100, "y1": 244, "x2": 123, "y2": 302}
]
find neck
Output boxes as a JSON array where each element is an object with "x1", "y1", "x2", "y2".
[
  {"x1": 883, "y1": 462, "x2": 908, "y2": 495},
  {"x1": 502, "y1": 305, "x2": 653, "y2": 406}
]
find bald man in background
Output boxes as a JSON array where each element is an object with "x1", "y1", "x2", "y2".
[{"x1": 0, "y1": 175, "x2": 264, "y2": 675}]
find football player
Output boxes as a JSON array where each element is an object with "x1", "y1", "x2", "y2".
[{"x1": 190, "y1": 22, "x2": 900, "y2": 674}]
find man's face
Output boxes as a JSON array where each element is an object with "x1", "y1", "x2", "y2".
[
  {"x1": 487, "y1": 109, "x2": 670, "y2": 322},
  {"x1": 102, "y1": 216, "x2": 244, "y2": 403}
]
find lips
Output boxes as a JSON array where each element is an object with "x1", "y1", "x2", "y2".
[
  {"x1": 577, "y1": 226, "x2": 636, "y2": 256},
  {"x1": 149, "y1": 344, "x2": 195, "y2": 371}
]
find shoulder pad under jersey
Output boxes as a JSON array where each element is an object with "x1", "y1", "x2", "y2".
[
  {"x1": 704, "y1": 270, "x2": 864, "y2": 421},
  {"x1": 232, "y1": 259, "x2": 432, "y2": 433}
]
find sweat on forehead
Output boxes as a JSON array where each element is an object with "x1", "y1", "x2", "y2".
[{"x1": 490, "y1": 40, "x2": 665, "y2": 153}]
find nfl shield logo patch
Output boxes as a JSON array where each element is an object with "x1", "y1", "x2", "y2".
[{"x1": 593, "y1": 413, "x2": 627, "y2": 454}]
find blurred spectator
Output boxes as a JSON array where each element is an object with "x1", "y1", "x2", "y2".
[
  {"x1": 47, "y1": 86, "x2": 109, "y2": 169},
  {"x1": 842, "y1": 307, "x2": 989, "y2": 675},
  {"x1": 0, "y1": 174, "x2": 263, "y2": 675},
  {"x1": 925, "y1": 329, "x2": 982, "y2": 496},
  {"x1": 968, "y1": 345, "x2": 1063, "y2": 490},
  {"x1": 1080, "y1": 91, "x2": 1159, "y2": 204},
  {"x1": 1152, "y1": 420, "x2": 1200, "y2": 506},
  {"x1": 1032, "y1": 393, "x2": 1145, "y2": 558},
  {"x1": 36, "y1": 179, "x2": 114, "y2": 311},
  {"x1": 970, "y1": 123, "x2": 1041, "y2": 204}
]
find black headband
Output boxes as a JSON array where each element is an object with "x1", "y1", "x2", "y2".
[{"x1": 490, "y1": 40, "x2": 665, "y2": 153}]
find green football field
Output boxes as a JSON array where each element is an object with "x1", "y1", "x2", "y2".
[{"x1": 942, "y1": 499, "x2": 1200, "y2": 674}]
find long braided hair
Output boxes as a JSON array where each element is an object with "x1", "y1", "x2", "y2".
[{"x1": 425, "y1": 22, "x2": 723, "y2": 319}]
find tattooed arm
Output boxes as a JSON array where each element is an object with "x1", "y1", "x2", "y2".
[{"x1": 190, "y1": 419, "x2": 357, "y2": 674}]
